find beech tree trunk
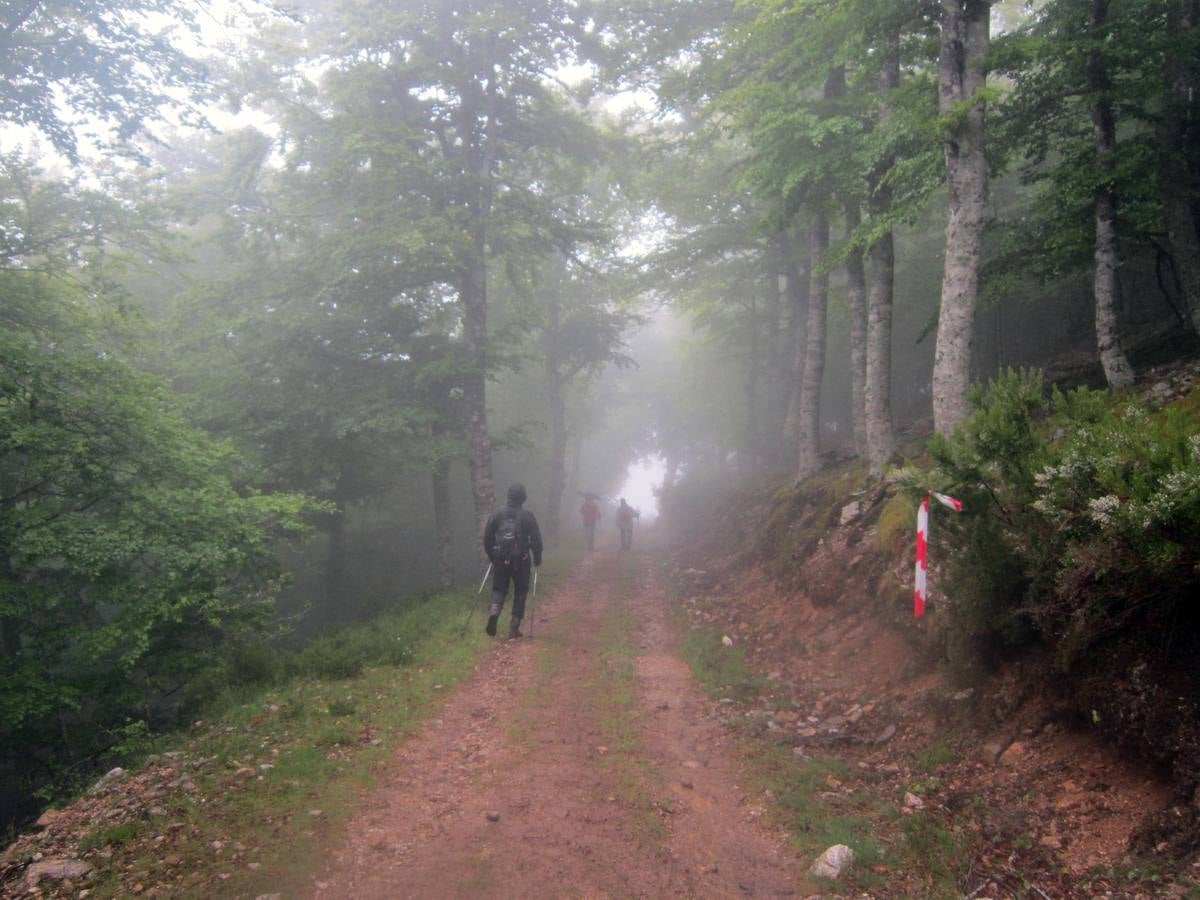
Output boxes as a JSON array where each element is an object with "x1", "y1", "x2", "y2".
[
  {"x1": 743, "y1": 292, "x2": 761, "y2": 472},
  {"x1": 1161, "y1": 0, "x2": 1200, "y2": 334},
  {"x1": 457, "y1": 65, "x2": 499, "y2": 540},
  {"x1": 845, "y1": 204, "x2": 868, "y2": 459},
  {"x1": 933, "y1": 0, "x2": 990, "y2": 433},
  {"x1": 865, "y1": 29, "x2": 899, "y2": 477},
  {"x1": 431, "y1": 457, "x2": 454, "y2": 590},
  {"x1": 767, "y1": 233, "x2": 792, "y2": 446},
  {"x1": 796, "y1": 214, "x2": 830, "y2": 480},
  {"x1": 782, "y1": 228, "x2": 811, "y2": 446},
  {"x1": 460, "y1": 251, "x2": 496, "y2": 536},
  {"x1": 1089, "y1": 0, "x2": 1135, "y2": 389},
  {"x1": 545, "y1": 376, "x2": 568, "y2": 537}
]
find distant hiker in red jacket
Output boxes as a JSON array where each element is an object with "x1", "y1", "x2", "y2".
[
  {"x1": 616, "y1": 498, "x2": 640, "y2": 551},
  {"x1": 580, "y1": 496, "x2": 601, "y2": 550}
]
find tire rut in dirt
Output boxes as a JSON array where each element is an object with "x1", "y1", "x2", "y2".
[{"x1": 311, "y1": 550, "x2": 803, "y2": 898}]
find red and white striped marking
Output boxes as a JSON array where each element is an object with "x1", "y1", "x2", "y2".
[{"x1": 914, "y1": 491, "x2": 963, "y2": 618}]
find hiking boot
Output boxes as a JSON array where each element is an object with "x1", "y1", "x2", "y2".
[
  {"x1": 508, "y1": 618, "x2": 522, "y2": 640},
  {"x1": 485, "y1": 604, "x2": 500, "y2": 637}
]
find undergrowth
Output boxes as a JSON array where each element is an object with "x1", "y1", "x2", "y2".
[{"x1": 22, "y1": 552, "x2": 583, "y2": 897}]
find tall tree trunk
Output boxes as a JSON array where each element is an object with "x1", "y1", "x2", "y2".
[
  {"x1": 460, "y1": 252, "x2": 496, "y2": 537},
  {"x1": 845, "y1": 203, "x2": 868, "y2": 458},
  {"x1": 1089, "y1": 0, "x2": 1135, "y2": 389},
  {"x1": 797, "y1": 214, "x2": 830, "y2": 479},
  {"x1": 933, "y1": 0, "x2": 991, "y2": 433},
  {"x1": 865, "y1": 28, "x2": 899, "y2": 477},
  {"x1": 431, "y1": 457, "x2": 454, "y2": 590},
  {"x1": 546, "y1": 376, "x2": 568, "y2": 537},
  {"x1": 457, "y1": 67, "x2": 499, "y2": 539},
  {"x1": 1161, "y1": 0, "x2": 1200, "y2": 334},
  {"x1": 766, "y1": 234, "x2": 791, "y2": 444},
  {"x1": 782, "y1": 228, "x2": 811, "y2": 446},
  {"x1": 743, "y1": 293, "x2": 761, "y2": 471}
]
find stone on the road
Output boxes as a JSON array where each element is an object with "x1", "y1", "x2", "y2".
[{"x1": 808, "y1": 843, "x2": 854, "y2": 880}]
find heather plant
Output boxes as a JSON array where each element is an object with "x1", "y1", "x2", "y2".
[{"x1": 917, "y1": 368, "x2": 1200, "y2": 672}]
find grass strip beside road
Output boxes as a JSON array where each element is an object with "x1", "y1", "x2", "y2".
[
  {"x1": 672, "y1": 609, "x2": 969, "y2": 897},
  {"x1": 39, "y1": 548, "x2": 586, "y2": 899}
]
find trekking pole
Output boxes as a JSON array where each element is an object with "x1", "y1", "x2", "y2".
[
  {"x1": 460, "y1": 562, "x2": 492, "y2": 638},
  {"x1": 529, "y1": 567, "x2": 538, "y2": 638}
]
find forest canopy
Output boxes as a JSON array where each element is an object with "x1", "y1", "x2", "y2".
[{"x1": 1, "y1": 0, "x2": 1198, "y2": 827}]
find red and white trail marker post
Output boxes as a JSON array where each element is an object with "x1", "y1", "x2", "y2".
[{"x1": 914, "y1": 491, "x2": 964, "y2": 618}]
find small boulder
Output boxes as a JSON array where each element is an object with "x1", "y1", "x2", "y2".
[
  {"x1": 24, "y1": 859, "x2": 92, "y2": 890},
  {"x1": 839, "y1": 501, "x2": 862, "y2": 526},
  {"x1": 88, "y1": 767, "x2": 125, "y2": 794},
  {"x1": 904, "y1": 792, "x2": 925, "y2": 809},
  {"x1": 34, "y1": 809, "x2": 64, "y2": 830},
  {"x1": 873, "y1": 724, "x2": 897, "y2": 745},
  {"x1": 809, "y1": 844, "x2": 854, "y2": 880},
  {"x1": 998, "y1": 740, "x2": 1026, "y2": 767}
]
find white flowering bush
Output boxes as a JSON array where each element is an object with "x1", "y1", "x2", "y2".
[{"x1": 925, "y1": 368, "x2": 1200, "y2": 671}]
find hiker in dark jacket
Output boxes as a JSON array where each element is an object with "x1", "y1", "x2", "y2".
[
  {"x1": 482, "y1": 483, "x2": 544, "y2": 639},
  {"x1": 616, "y1": 497, "x2": 639, "y2": 551}
]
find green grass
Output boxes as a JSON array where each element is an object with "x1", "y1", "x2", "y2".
[
  {"x1": 676, "y1": 620, "x2": 767, "y2": 703},
  {"x1": 587, "y1": 556, "x2": 670, "y2": 844},
  {"x1": 899, "y1": 815, "x2": 969, "y2": 895},
  {"x1": 913, "y1": 738, "x2": 961, "y2": 774},
  {"x1": 77, "y1": 586, "x2": 503, "y2": 898},
  {"x1": 669, "y1": 578, "x2": 979, "y2": 894},
  {"x1": 80, "y1": 823, "x2": 139, "y2": 852}
]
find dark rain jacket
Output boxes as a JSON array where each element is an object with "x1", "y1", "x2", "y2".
[{"x1": 483, "y1": 505, "x2": 544, "y2": 568}]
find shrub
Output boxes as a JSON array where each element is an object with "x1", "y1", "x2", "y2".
[{"x1": 918, "y1": 368, "x2": 1200, "y2": 673}]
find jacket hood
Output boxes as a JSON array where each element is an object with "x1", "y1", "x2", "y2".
[{"x1": 507, "y1": 483, "x2": 527, "y2": 506}]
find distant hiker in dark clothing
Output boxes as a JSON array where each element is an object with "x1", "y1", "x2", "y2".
[
  {"x1": 616, "y1": 498, "x2": 639, "y2": 551},
  {"x1": 482, "y1": 483, "x2": 544, "y2": 639},
  {"x1": 580, "y1": 497, "x2": 601, "y2": 550}
]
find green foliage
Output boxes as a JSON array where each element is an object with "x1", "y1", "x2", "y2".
[
  {"x1": 899, "y1": 815, "x2": 968, "y2": 892},
  {"x1": 913, "y1": 739, "x2": 960, "y2": 774},
  {"x1": 875, "y1": 491, "x2": 915, "y2": 558},
  {"x1": 79, "y1": 823, "x2": 140, "y2": 852},
  {"x1": 915, "y1": 368, "x2": 1200, "y2": 672},
  {"x1": 990, "y1": 0, "x2": 1177, "y2": 284},
  {"x1": 0, "y1": 264, "x2": 317, "y2": 811},
  {"x1": 0, "y1": 0, "x2": 215, "y2": 162}
]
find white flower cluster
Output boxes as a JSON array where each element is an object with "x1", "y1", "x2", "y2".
[
  {"x1": 1087, "y1": 494, "x2": 1121, "y2": 528},
  {"x1": 1191, "y1": 434, "x2": 1200, "y2": 463}
]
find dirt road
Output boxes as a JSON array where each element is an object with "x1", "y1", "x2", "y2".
[{"x1": 311, "y1": 548, "x2": 804, "y2": 898}]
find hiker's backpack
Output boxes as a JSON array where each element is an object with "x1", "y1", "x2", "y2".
[{"x1": 492, "y1": 510, "x2": 526, "y2": 564}]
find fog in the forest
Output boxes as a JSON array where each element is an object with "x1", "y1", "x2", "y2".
[{"x1": 3, "y1": 0, "x2": 1198, "y2": 830}]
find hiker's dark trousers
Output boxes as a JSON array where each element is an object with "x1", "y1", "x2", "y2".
[
  {"x1": 490, "y1": 558, "x2": 531, "y2": 621},
  {"x1": 619, "y1": 526, "x2": 632, "y2": 550},
  {"x1": 584, "y1": 522, "x2": 596, "y2": 550}
]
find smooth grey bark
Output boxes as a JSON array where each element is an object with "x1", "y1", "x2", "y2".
[
  {"x1": 797, "y1": 214, "x2": 830, "y2": 480},
  {"x1": 845, "y1": 204, "x2": 868, "y2": 459},
  {"x1": 933, "y1": 0, "x2": 991, "y2": 433},
  {"x1": 782, "y1": 228, "x2": 811, "y2": 446},
  {"x1": 456, "y1": 64, "x2": 499, "y2": 540},
  {"x1": 1089, "y1": 0, "x2": 1135, "y2": 389},
  {"x1": 1161, "y1": 0, "x2": 1200, "y2": 334},
  {"x1": 766, "y1": 233, "x2": 793, "y2": 445},
  {"x1": 431, "y1": 457, "x2": 454, "y2": 590},
  {"x1": 865, "y1": 30, "x2": 899, "y2": 477}
]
